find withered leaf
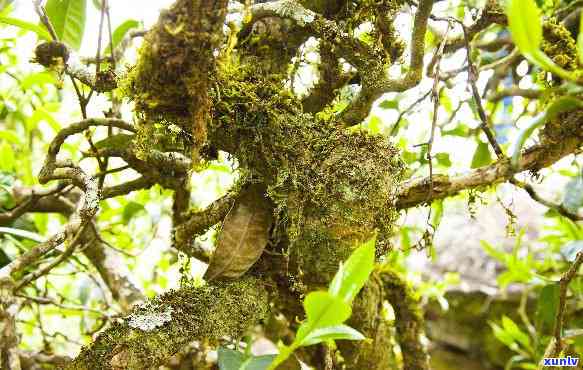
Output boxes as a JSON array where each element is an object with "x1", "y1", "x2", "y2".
[{"x1": 204, "y1": 183, "x2": 273, "y2": 280}]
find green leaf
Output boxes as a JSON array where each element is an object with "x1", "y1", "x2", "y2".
[
  {"x1": 20, "y1": 72, "x2": 57, "y2": 89},
  {"x1": 506, "y1": 0, "x2": 576, "y2": 80},
  {"x1": 328, "y1": 235, "x2": 376, "y2": 303},
  {"x1": 470, "y1": 141, "x2": 492, "y2": 168},
  {"x1": 379, "y1": 100, "x2": 398, "y2": 110},
  {"x1": 506, "y1": 0, "x2": 542, "y2": 57},
  {"x1": 0, "y1": 226, "x2": 44, "y2": 243},
  {"x1": 562, "y1": 174, "x2": 583, "y2": 213},
  {"x1": 0, "y1": 16, "x2": 52, "y2": 41},
  {"x1": 122, "y1": 201, "x2": 145, "y2": 222},
  {"x1": 511, "y1": 97, "x2": 583, "y2": 168},
  {"x1": 0, "y1": 130, "x2": 21, "y2": 145},
  {"x1": 0, "y1": 142, "x2": 15, "y2": 172},
  {"x1": 435, "y1": 152, "x2": 451, "y2": 167},
  {"x1": 501, "y1": 316, "x2": 531, "y2": 350},
  {"x1": 218, "y1": 347, "x2": 245, "y2": 370},
  {"x1": 303, "y1": 291, "x2": 351, "y2": 329},
  {"x1": 299, "y1": 324, "x2": 365, "y2": 346},
  {"x1": 490, "y1": 321, "x2": 516, "y2": 347},
  {"x1": 106, "y1": 19, "x2": 139, "y2": 53},
  {"x1": 45, "y1": 0, "x2": 87, "y2": 50},
  {"x1": 241, "y1": 355, "x2": 278, "y2": 370},
  {"x1": 218, "y1": 347, "x2": 276, "y2": 370},
  {"x1": 535, "y1": 284, "x2": 560, "y2": 331}
]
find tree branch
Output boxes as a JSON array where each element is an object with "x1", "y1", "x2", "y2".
[
  {"x1": 66, "y1": 278, "x2": 268, "y2": 369},
  {"x1": 396, "y1": 122, "x2": 583, "y2": 209}
]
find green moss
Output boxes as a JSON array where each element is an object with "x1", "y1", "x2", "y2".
[
  {"x1": 121, "y1": 0, "x2": 226, "y2": 165},
  {"x1": 209, "y1": 63, "x2": 404, "y2": 290},
  {"x1": 542, "y1": 20, "x2": 579, "y2": 71},
  {"x1": 67, "y1": 278, "x2": 268, "y2": 370}
]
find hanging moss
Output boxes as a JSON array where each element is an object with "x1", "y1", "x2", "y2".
[{"x1": 122, "y1": 0, "x2": 227, "y2": 164}]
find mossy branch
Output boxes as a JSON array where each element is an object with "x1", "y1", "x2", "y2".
[
  {"x1": 380, "y1": 269, "x2": 430, "y2": 370},
  {"x1": 66, "y1": 278, "x2": 268, "y2": 370}
]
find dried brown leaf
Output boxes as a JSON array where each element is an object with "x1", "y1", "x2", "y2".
[{"x1": 204, "y1": 183, "x2": 273, "y2": 280}]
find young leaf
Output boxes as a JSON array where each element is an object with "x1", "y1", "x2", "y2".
[
  {"x1": 501, "y1": 316, "x2": 531, "y2": 350},
  {"x1": 328, "y1": 235, "x2": 376, "y2": 303},
  {"x1": 511, "y1": 97, "x2": 583, "y2": 168},
  {"x1": 0, "y1": 16, "x2": 52, "y2": 41},
  {"x1": 45, "y1": 0, "x2": 87, "y2": 50},
  {"x1": 506, "y1": 0, "x2": 542, "y2": 57},
  {"x1": 299, "y1": 324, "x2": 365, "y2": 346},
  {"x1": 303, "y1": 291, "x2": 351, "y2": 329},
  {"x1": 204, "y1": 184, "x2": 273, "y2": 280}
]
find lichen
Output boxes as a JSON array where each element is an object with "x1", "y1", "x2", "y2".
[
  {"x1": 67, "y1": 278, "x2": 268, "y2": 370},
  {"x1": 127, "y1": 306, "x2": 173, "y2": 331}
]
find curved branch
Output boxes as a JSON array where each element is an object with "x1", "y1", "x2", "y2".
[
  {"x1": 340, "y1": 0, "x2": 435, "y2": 125},
  {"x1": 173, "y1": 193, "x2": 236, "y2": 262}
]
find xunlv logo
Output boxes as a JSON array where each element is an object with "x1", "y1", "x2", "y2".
[{"x1": 543, "y1": 356, "x2": 579, "y2": 367}]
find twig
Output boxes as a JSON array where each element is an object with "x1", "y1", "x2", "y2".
[
  {"x1": 459, "y1": 19, "x2": 504, "y2": 158},
  {"x1": 538, "y1": 251, "x2": 583, "y2": 369},
  {"x1": 389, "y1": 90, "x2": 432, "y2": 136},
  {"x1": 510, "y1": 179, "x2": 582, "y2": 222}
]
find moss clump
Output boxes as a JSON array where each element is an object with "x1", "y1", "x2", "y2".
[
  {"x1": 34, "y1": 41, "x2": 69, "y2": 68},
  {"x1": 67, "y1": 278, "x2": 268, "y2": 370},
  {"x1": 123, "y1": 0, "x2": 227, "y2": 164},
  {"x1": 210, "y1": 64, "x2": 404, "y2": 289},
  {"x1": 542, "y1": 20, "x2": 579, "y2": 71}
]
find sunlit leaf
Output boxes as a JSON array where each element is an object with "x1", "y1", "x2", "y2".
[
  {"x1": 299, "y1": 324, "x2": 365, "y2": 346},
  {"x1": 379, "y1": 100, "x2": 398, "y2": 110},
  {"x1": 506, "y1": 0, "x2": 542, "y2": 57},
  {"x1": 0, "y1": 16, "x2": 52, "y2": 41},
  {"x1": 303, "y1": 291, "x2": 351, "y2": 329},
  {"x1": 45, "y1": 0, "x2": 87, "y2": 50},
  {"x1": 501, "y1": 316, "x2": 531, "y2": 350},
  {"x1": 328, "y1": 235, "x2": 376, "y2": 304},
  {"x1": 578, "y1": 14, "x2": 583, "y2": 64},
  {"x1": 435, "y1": 152, "x2": 451, "y2": 167},
  {"x1": 0, "y1": 226, "x2": 44, "y2": 243},
  {"x1": 122, "y1": 201, "x2": 145, "y2": 222}
]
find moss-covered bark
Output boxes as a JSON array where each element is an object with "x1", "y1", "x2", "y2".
[{"x1": 66, "y1": 278, "x2": 268, "y2": 370}]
